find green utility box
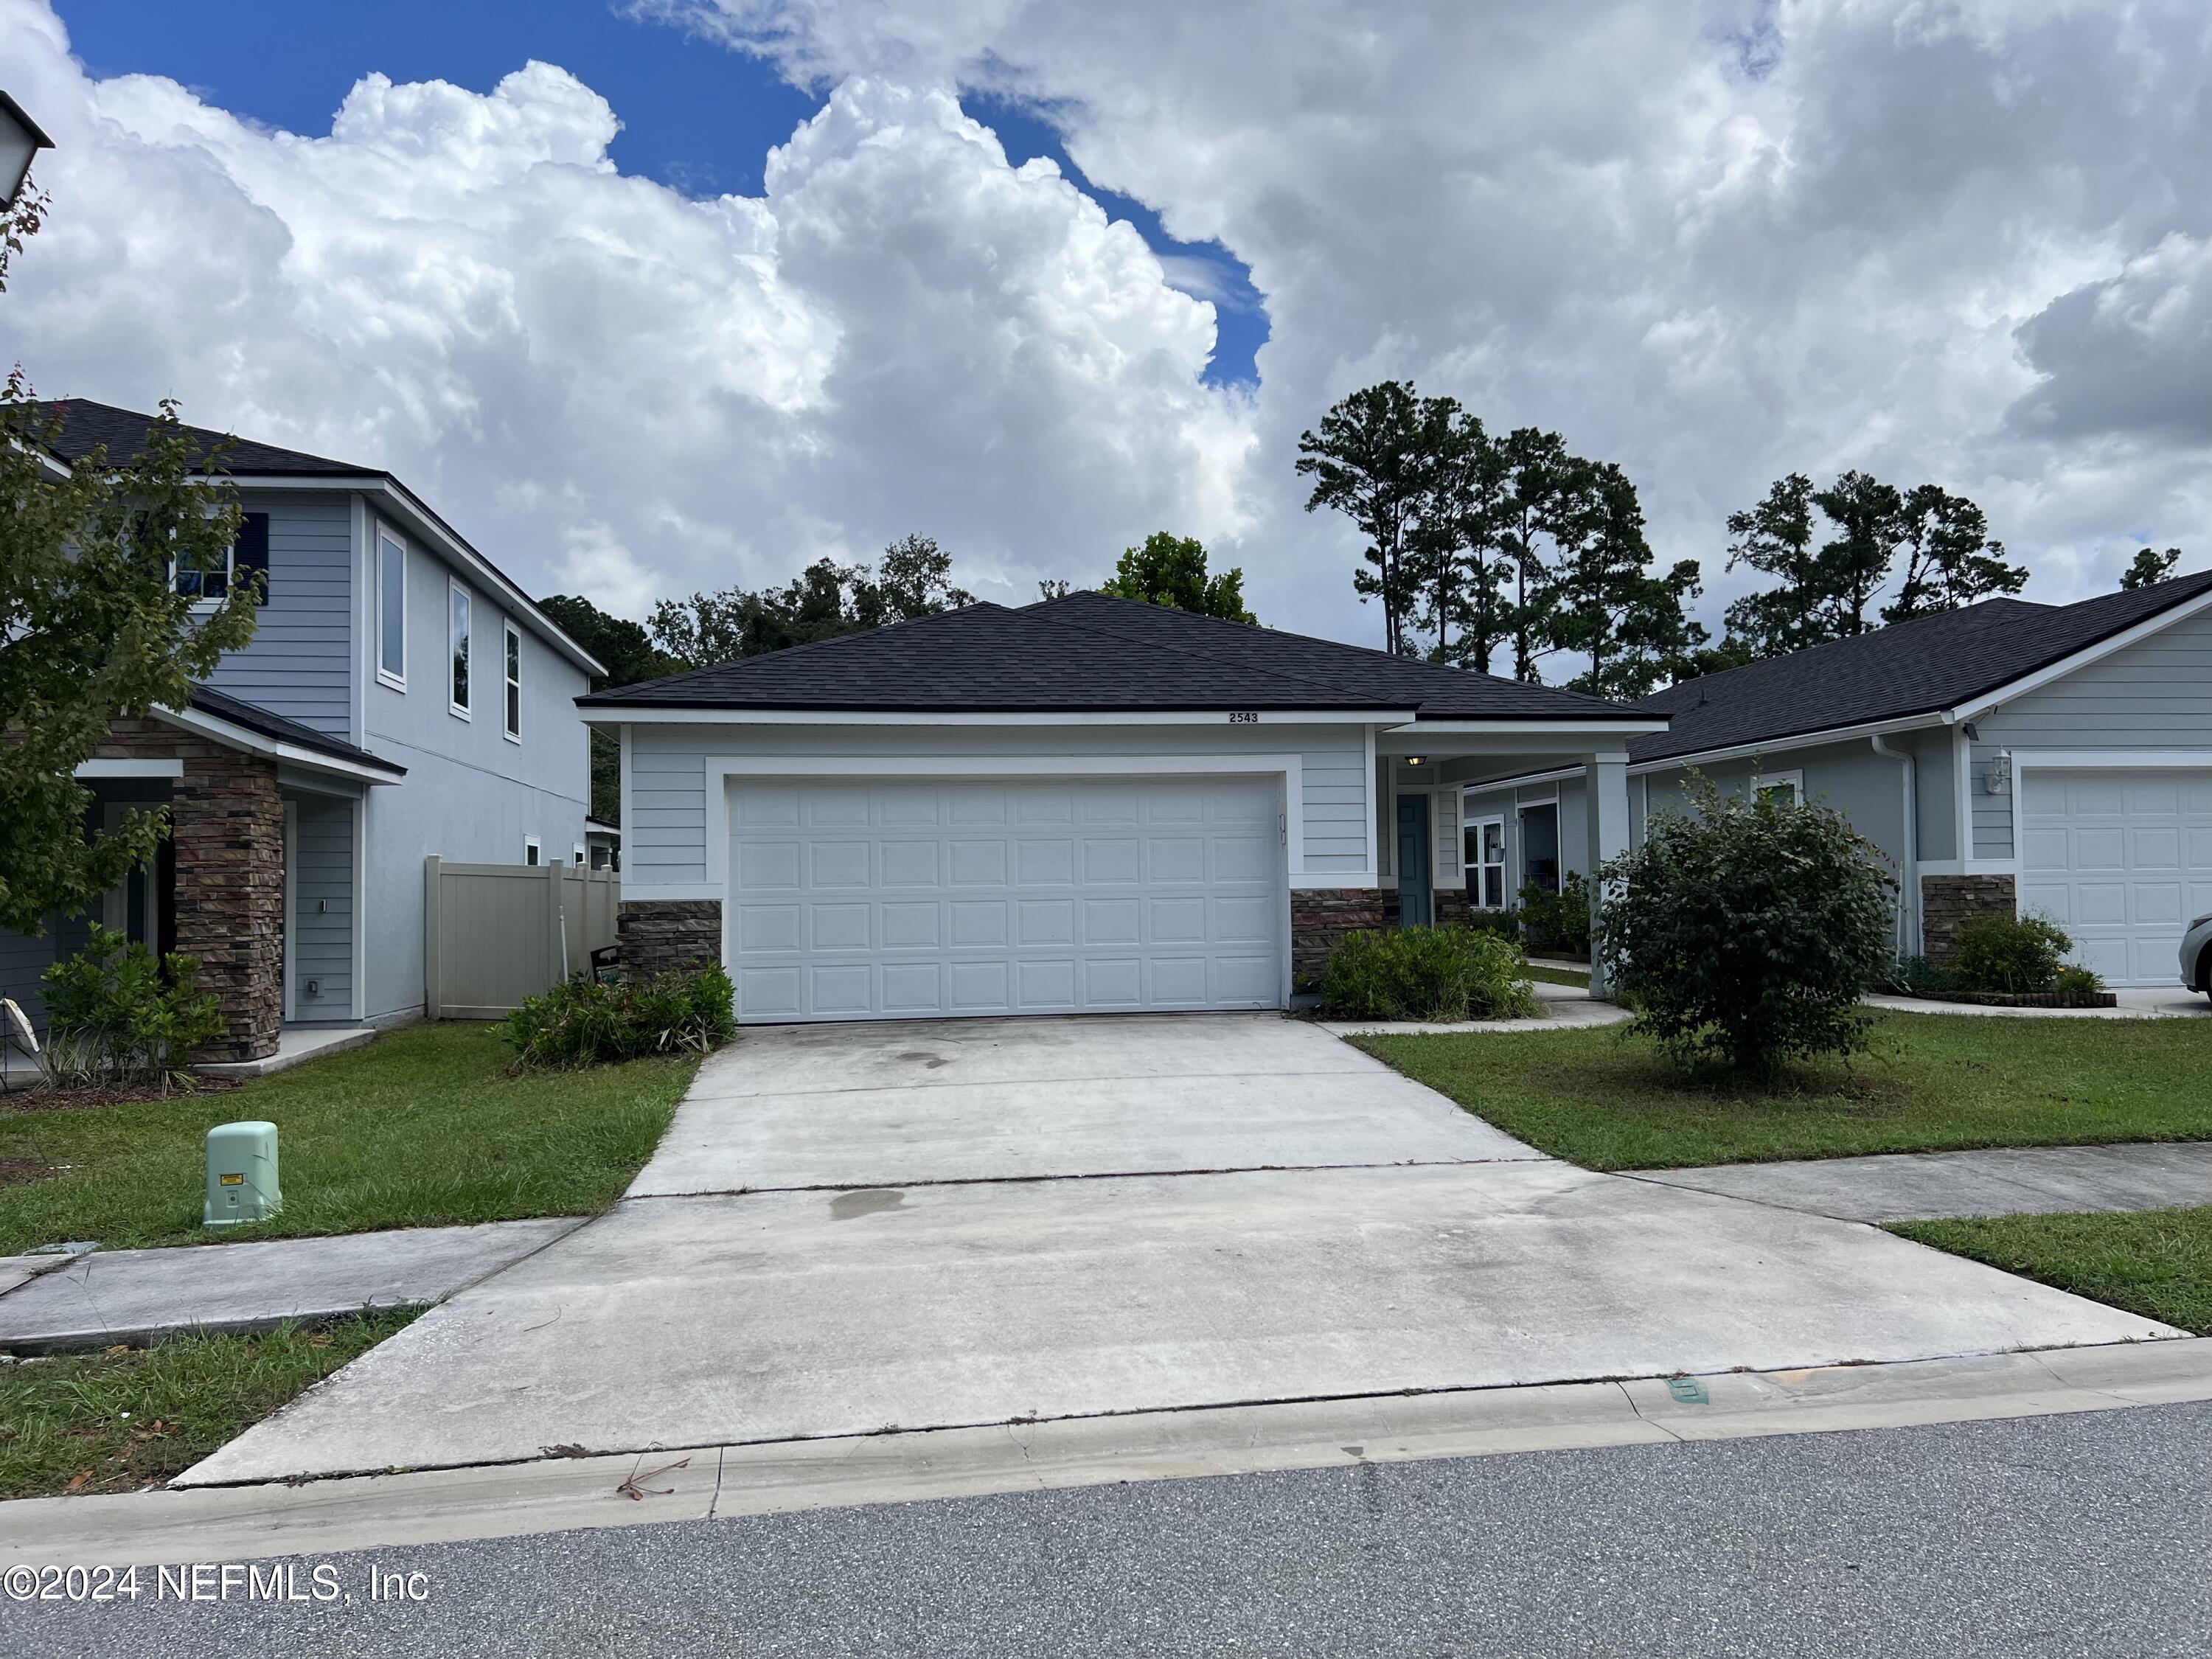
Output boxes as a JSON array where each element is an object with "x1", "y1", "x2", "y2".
[{"x1": 204, "y1": 1120, "x2": 282, "y2": 1227}]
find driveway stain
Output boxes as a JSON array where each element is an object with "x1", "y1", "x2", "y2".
[
  {"x1": 830, "y1": 1188, "x2": 908, "y2": 1221},
  {"x1": 898, "y1": 1051, "x2": 950, "y2": 1069}
]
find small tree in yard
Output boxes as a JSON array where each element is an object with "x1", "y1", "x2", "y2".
[
  {"x1": 0, "y1": 383, "x2": 258, "y2": 936},
  {"x1": 1597, "y1": 774, "x2": 1896, "y2": 1076}
]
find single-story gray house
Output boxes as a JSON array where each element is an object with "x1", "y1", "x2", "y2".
[
  {"x1": 1464, "y1": 571, "x2": 2212, "y2": 987},
  {"x1": 580, "y1": 591, "x2": 1665, "y2": 1018}
]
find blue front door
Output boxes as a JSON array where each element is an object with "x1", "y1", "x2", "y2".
[{"x1": 1396, "y1": 796, "x2": 1431, "y2": 927}]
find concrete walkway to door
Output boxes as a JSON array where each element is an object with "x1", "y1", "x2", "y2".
[{"x1": 182, "y1": 1015, "x2": 2183, "y2": 1486}]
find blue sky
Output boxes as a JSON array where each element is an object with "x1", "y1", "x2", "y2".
[{"x1": 51, "y1": 0, "x2": 1267, "y2": 386}]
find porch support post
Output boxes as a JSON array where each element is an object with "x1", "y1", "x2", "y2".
[{"x1": 1583, "y1": 752, "x2": 1630, "y2": 996}]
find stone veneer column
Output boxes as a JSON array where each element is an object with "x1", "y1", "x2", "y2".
[
  {"x1": 1433, "y1": 888, "x2": 1472, "y2": 928},
  {"x1": 1290, "y1": 888, "x2": 1388, "y2": 991},
  {"x1": 93, "y1": 720, "x2": 284, "y2": 1062},
  {"x1": 1919, "y1": 874, "x2": 2017, "y2": 965},
  {"x1": 619, "y1": 899, "x2": 725, "y2": 979}
]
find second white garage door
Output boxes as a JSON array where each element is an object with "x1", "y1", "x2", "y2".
[
  {"x1": 2019, "y1": 768, "x2": 2212, "y2": 987},
  {"x1": 727, "y1": 776, "x2": 1285, "y2": 1021}
]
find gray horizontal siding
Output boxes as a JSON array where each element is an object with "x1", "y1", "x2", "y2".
[
  {"x1": 203, "y1": 491, "x2": 355, "y2": 740},
  {"x1": 1974, "y1": 604, "x2": 2212, "y2": 858},
  {"x1": 291, "y1": 795, "x2": 354, "y2": 1018}
]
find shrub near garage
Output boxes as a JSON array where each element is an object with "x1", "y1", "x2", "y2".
[
  {"x1": 1320, "y1": 927, "x2": 1540, "y2": 1022},
  {"x1": 505, "y1": 961, "x2": 737, "y2": 1068},
  {"x1": 1597, "y1": 773, "x2": 1896, "y2": 1077}
]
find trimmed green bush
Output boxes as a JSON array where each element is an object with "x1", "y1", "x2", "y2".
[
  {"x1": 505, "y1": 961, "x2": 736, "y2": 1069},
  {"x1": 37, "y1": 922, "x2": 223, "y2": 1091},
  {"x1": 1461, "y1": 908, "x2": 1522, "y2": 941},
  {"x1": 1517, "y1": 872, "x2": 1592, "y2": 956},
  {"x1": 1954, "y1": 911, "x2": 2078, "y2": 994},
  {"x1": 1597, "y1": 773, "x2": 1896, "y2": 1076},
  {"x1": 1319, "y1": 926, "x2": 1540, "y2": 1023}
]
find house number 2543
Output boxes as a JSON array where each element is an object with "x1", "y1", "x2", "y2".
[{"x1": 1227, "y1": 711, "x2": 1259, "y2": 723}]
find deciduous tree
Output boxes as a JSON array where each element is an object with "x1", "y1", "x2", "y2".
[{"x1": 1098, "y1": 531, "x2": 1255, "y2": 622}]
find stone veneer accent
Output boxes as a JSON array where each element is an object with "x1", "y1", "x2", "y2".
[
  {"x1": 620, "y1": 899, "x2": 725, "y2": 980},
  {"x1": 1290, "y1": 888, "x2": 1388, "y2": 990},
  {"x1": 94, "y1": 719, "x2": 284, "y2": 1062},
  {"x1": 1920, "y1": 874, "x2": 2016, "y2": 965},
  {"x1": 1433, "y1": 888, "x2": 1472, "y2": 928}
]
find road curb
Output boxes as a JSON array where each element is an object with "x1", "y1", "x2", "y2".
[{"x1": 2, "y1": 1337, "x2": 2205, "y2": 1567}]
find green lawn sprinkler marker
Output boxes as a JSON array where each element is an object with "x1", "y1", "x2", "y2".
[
  {"x1": 204, "y1": 1121, "x2": 282, "y2": 1227},
  {"x1": 1665, "y1": 1375, "x2": 1709, "y2": 1405}
]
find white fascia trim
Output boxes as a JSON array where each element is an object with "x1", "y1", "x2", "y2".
[
  {"x1": 1630, "y1": 712, "x2": 1944, "y2": 776},
  {"x1": 156, "y1": 705, "x2": 405, "y2": 785},
  {"x1": 223, "y1": 474, "x2": 606, "y2": 678},
  {"x1": 580, "y1": 706, "x2": 1404, "y2": 727},
  {"x1": 1363, "y1": 724, "x2": 1379, "y2": 877},
  {"x1": 1950, "y1": 585, "x2": 2212, "y2": 722},
  {"x1": 349, "y1": 794, "x2": 367, "y2": 1023},
  {"x1": 76, "y1": 758, "x2": 184, "y2": 779},
  {"x1": 1384, "y1": 718, "x2": 1669, "y2": 737}
]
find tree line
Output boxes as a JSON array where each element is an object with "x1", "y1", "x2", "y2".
[{"x1": 1289, "y1": 379, "x2": 2185, "y2": 698}]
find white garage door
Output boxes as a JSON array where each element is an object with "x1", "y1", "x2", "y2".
[
  {"x1": 726, "y1": 776, "x2": 1285, "y2": 1021},
  {"x1": 2020, "y1": 768, "x2": 2212, "y2": 987}
]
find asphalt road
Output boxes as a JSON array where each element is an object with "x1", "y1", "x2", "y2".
[{"x1": 7, "y1": 1405, "x2": 2208, "y2": 1658}]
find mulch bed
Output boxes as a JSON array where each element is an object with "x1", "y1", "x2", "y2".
[
  {"x1": 0, "y1": 1076, "x2": 243, "y2": 1115},
  {"x1": 1893, "y1": 990, "x2": 2118, "y2": 1009}
]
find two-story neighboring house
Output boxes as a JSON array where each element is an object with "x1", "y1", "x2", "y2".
[{"x1": 0, "y1": 400, "x2": 606, "y2": 1062}]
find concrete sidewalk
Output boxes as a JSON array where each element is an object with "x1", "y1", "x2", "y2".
[
  {"x1": 0, "y1": 1219, "x2": 583, "y2": 1354},
  {"x1": 1638, "y1": 1141, "x2": 2212, "y2": 1224}
]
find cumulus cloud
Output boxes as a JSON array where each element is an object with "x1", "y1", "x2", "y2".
[
  {"x1": 0, "y1": 1, "x2": 1252, "y2": 616},
  {"x1": 4, "y1": 0, "x2": 2208, "y2": 658},
  {"x1": 657, "y1": 0, "x2": 2212, "y2": 630}
]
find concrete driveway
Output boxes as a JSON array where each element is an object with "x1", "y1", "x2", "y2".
[{"x1": 186, "y1": 1015, "x2": 2179, "y2": 1484}]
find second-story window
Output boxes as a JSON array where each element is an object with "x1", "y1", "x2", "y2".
[
  {"x1": 378, "y1": 530, "x2": 406, "y2": 687},
  {"x1": 449, "y1": 580, "x2": 472, "y2": 717},
  {"x1": 503, "y1": 621, "x2": 522, "y2": 742}
]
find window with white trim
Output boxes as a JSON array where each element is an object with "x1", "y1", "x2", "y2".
[
  {"x1": 377, "y1": 530, "x2": 407, "y2": 686},
  {"x1": 503, "y1": 620, "x2": 522, "y2": 742},
  {"x1": 449, "y1": 580, "x2": 473, "y2": 717},
  {"x1": 1463, "y1": 814, "x2": 1508, "y2": 908},
  {"x1": 1756, "y1": 770, "x2": 1804, "y2": 807},
  {"x1": 572, "y1": 844, "x2": 586, "y2": 867},
  {"x1": 524, "y1": 836, "x2": 541, "y2": 867}
]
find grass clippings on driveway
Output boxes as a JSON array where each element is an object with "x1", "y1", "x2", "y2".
[
  {"x1": 0, "y1": 1023, "x2": 699, "y2": 1254},
  {"x1": 1354, "y1": 1012, "x2": 2212, "y2": 1170},
  {"x1": 1890, "y1": 1207, "x2": 2212, "y2": 1336},
  {"x1": 0, "y1": 1314, "x2": 413, "y2": 1498}
]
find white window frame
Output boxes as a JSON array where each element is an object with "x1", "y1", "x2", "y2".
[
  {"x1": 448, "y1": 577, "x2": 473, "y2": 720},
  {"x1": 169, "y1": 543, "x2": 235, "y2": 608},
  {"x1": 524, "y1": 835, "x2": 541, "y2": 867},
  {"x1": 1755, "y1": 769, "x2": 1804, "y2": 806},
  {"x1": 502, "y1": 619, "x2": 523, "y2": 744},
  {"x1": 376, "y1": 528, "x2": 408, "y2": 690},
  {"x1": 572, "y1": 843, "x2": 587, "y2": 867},
  {"x1": 1464, "y1": 812, "x2": 1508, "y2": 910}
]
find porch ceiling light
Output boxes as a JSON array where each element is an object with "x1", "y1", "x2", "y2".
[
  {"x1": 1405, "y1": 755, "x2": 1427, "y2": 766},
  {"x1": 0, "y1": 91, "x2": 52, "y2": 211}
]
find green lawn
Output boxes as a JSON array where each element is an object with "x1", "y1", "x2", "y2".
[
  {"x1": 0, "y1": 1315, "x2": 412, "y2": 1498},
  {"x1": 0, "y1": 1023, "x2": 699, "y2": 1254},
  {"x1": 1354, "y1": 1013, "x2": 2212, "y2": 1169},
  {"x1": 1523, "y1": 964, "x2": 1590, "y2": 988},
  {"x1": 1891, "y1": 1208, "x2": 2212, "y2": 1337}
]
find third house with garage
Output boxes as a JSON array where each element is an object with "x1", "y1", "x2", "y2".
[{"x1": 1462, "y1": 571, "x2": 2212, "y2": 990}]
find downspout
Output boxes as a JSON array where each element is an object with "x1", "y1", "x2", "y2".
[{"x1": 1871, "y1": 734, "x2": 1916, "y2": 959}]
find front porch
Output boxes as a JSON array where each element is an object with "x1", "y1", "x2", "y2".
[
  {"x1": 0, "y1": 695, "x2": 403, "y2": 1066},
  {"x1": 1293, "y1": 737, "x2": 1635, "y2": 995}
]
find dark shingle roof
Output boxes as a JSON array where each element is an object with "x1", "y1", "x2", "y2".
[
  {"x1": 579, "y1": 591, "x2": 1659, "y2": 722},
  {"x1": 31, "y1": 399, "x2": 372, "y2": 477},
  {"x1": 187, "y1": 685, "x2": 405, "y2": 776},
  {"x1": 1632, "y1": 571, "x2": 2212, "y2": 764}
]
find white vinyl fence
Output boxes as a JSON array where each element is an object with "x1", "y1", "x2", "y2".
[{"x1": 423, "y1": 858, "x2": 620, "y2": 1020}]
